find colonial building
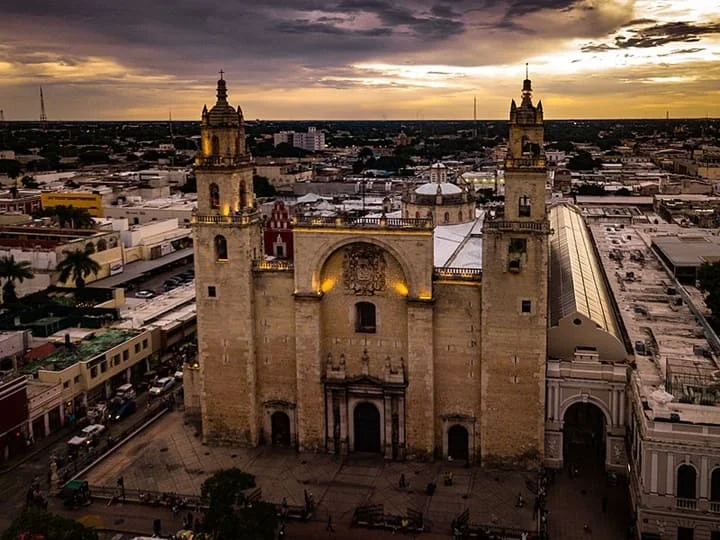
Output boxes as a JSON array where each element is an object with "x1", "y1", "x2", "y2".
[{"x1": 192, "y1": 73, "x2": 635, "y2": 472}]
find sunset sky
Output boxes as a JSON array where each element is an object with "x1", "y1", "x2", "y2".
[{"x1": 1, "y1": 0, "x2": 719, "y2": 120}]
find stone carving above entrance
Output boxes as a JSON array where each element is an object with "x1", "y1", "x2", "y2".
[{"x1": 343, "y1": 244, "x2": 387, "y2": 296}]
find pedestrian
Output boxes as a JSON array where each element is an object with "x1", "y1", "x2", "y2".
[
  {"x1": 186, "y1": 512, "x2": 193, "y2": 530},
  {"x1": 399, "y1": 473, "x2": 407, "y2": 488},
  {"x1": 326, "y1": 514, "x2": 334, "y2": 532},
  {"x1": 516, "y1": 492, "x2": 524, "y2": 508},
  {"x1": 601, "y1": 495, "x2": 608, "y2": 513}
]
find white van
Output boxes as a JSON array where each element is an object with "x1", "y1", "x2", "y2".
[{"x1": 115, "y1": 383, "x2": 136, "y2": 401}]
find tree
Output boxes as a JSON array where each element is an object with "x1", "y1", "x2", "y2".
[
  {"x1": 0, "y1": 255, "x2": 34, "y2": 304},
  {"x1": 253, "y1": 175, "x2": 276, "y2": 197},
  {"x1": 567, "y1": 151, "x2": 600, "y2": 171},
  {"x1": 56, "y1": 249, "x2": 101, "y2": 288},
  {"x1": 698, "y1": 261, "x2": 720, "y2": 319},
  {"x1": 1, "y1": 508, "x2": 98, "y2": 540},
  {"x1": 21, "y1": 175, "x2": 39, "y2": 189},
  {"x1": 0, "y1": 159, "x2": 22, "y2": 178},
  {"x1": 45, "y1": 205, "x2": 95, "y2": 229},
  {"x1": 200, "y1": 468, "x2": 277, "y2": 540}
]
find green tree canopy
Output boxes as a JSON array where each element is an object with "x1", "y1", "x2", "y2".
[
  {"x1": 567, "y1": 150, "x2": 601, "y2": 171},
  {"x1": 698, "y1": 261, "x2": 720, "y2": 318},
  {"x1": 0, "y1": 255, "x2": 34, "y2": 304},
  {"x1": 200, "y1": 468, "x2": 277, "y2": 540},
  {"x1": 0, "y1": 159, "x2": 22, "y2": 178},
  {"x1": 1, "y1": 509, "x2": 98, "y2": 540},
  {"x1": 56, "y1": 249, "x2": 101, "y2": 288},
  {"x1": 36, "y1": 205, "x2": 95, "y2": 229},
  {"x1": 253, "y1": 175, "x2": 277, "y2": 198}
]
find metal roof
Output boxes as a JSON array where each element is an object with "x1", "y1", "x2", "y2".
[
  {"x1": 652, "y1": 235, "x2": 720, "y2": 268},
  {"x1": 549, "y1": 204, "x2": 621, "y2": 339}
]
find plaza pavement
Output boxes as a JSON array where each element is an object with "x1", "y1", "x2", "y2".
[{"x1": 80, "y1": 411, "x2": 630, "y2": 539}]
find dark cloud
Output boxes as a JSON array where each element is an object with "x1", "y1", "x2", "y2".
[
  {"x1": 580, "y1": 43, "x2": 617, "y2": 53},
  {"x1": 615, "y1": 21, "x2": 720, "y2": 49},
  {"x1": 658, "y1": 47, "x2": 706, "y2": 57},
  {"x1": 274, "y1": 19, "x2": 392, "y2": 37},
  {"x1": 621, "y1": 18, "x2": 657, "y2": 28}
]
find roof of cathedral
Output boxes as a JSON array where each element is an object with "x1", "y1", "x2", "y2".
[
  {"x1": 548, "y1": 203, "x2": 621, "y2": 339},
  {"x1": 415, "y1": 182, "x2": 463, "y2": 196},
  {"x1": 204, "y1": 74, "x2": 242, "y2": 127},
  {"x1": 433, "y1": 211, "x2": 484, "y2": 269}
]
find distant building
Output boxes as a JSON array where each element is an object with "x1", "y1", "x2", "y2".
[
  {"x1": 41, "y1": 191, "x2": 104, "y2": 217},
  {"x1": 263, "y1": 201, "x2": 293, "y2": 260},
  {"x1": 0, "y1": 189, "x2": 41, "y2": 214},
  {"x1": 273, "y1": 127, "x2": 326, "y2": 152}
]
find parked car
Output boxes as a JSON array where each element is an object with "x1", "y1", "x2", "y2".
[
  {"x1": 111, "y1": 399, "x2": 136, "y2": 422},
  {"x1": 115, "y1": 383, "x2": 137, "y2": 401},
  {"x1": 135, "y1": 290, "x2": 156, "y2": 299},
  {"x1": 148, "y1": 376, "x2": 175, "y2": 397},
  {"x1": 164, "y1": 278, "x2": 182, "y2": 291},
  {"x1": 68, "y1": 424, "x2": 106, "y2": 447},
  {"x1": 174, "y1": 368, "x2": 184, "y2": 380}
]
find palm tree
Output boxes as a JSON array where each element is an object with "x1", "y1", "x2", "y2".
[
  {"x1": 0, "y1": 255, "x2": 34, "y2": 303},
  {"x1": 53, "y1": 205, "x2": 95, "y2": 229},
  {"x1": 56, "y1": 249, "x2": 101, "y2": 288}
]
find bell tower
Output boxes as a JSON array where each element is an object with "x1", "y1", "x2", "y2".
[
  {"x1": 480, "y1": 68, "x2": 549, "y2": 468},
  {"x1": 194, "y1": 73, "x2": 262, "y2": 446}
]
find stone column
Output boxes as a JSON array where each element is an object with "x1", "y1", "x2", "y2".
[
  {"x1": 43, "y1": 413, "x2": 50, "y2": 438},
  {"x1": 339, "y1": 390, "x2": 348, "y2": 455},
  {"x1": 405, "y1": 300, "x2": 434, "y2": 459},
  {"x1": 383, "y1": 394, "x2": 392, "y2": 460},
  {"x1": 126, "y1": 368, "x2": 132, "y2": 383},
  {"x1": 294, "y1": 295, "x2": 324, "y2": 452}
]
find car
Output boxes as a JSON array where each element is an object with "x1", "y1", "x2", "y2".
[
  {"x1": 115, "y1": 383, "x2": 136, "y2": 401},
  {"x1": 148, "y1": 376, "x2": 175, "y2": 397},
  {"x1": 68, "y1": 424, "x2": 106, "y2": 447},
  {"x1": 135, "y1": 290, "x2": 155, "y2": 299},
  {"x1": 111, "y1": 399, "x2": 136, "y2": 422},
  {"x1": 174, "y1": 369, "x2": 184, "y2": 381},
  {"x1": 164, "y1": 277, "x2": 182, "y2": 291}
]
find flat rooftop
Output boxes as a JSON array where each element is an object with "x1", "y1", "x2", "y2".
[
  {"x1": 652, "y1": 234, "x2": 720, "y2": 268},
  {"x1": 588, "y1": 221, "x2": 720, "y2": 419},
  {"x1": 22, "y1": 328, "x2": 140, "y2": 374}
]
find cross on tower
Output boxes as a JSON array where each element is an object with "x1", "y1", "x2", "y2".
[{"x1": 219, "y1": 69, "x2": 224, "y2": 80}]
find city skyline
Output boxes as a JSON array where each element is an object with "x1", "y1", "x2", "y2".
[{"x1": 1, "y1": 0, "x2": 719, "y2": 120}]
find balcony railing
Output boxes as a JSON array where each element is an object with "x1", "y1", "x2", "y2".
[
  {"x1": 252, "y1": 260, "x2": 294, "y2": 272},
  {"x1": 195, "y1": 156, "x2": 252, "y2": 168},
  {"x1": 675, "y1": 497, "x2": 697, "y2": 510},
  {"x1": 192, "y1": 213, "x2": 257, "y2": 225},
  {"x1": 710, "y1": 501, "x2": 720, "y2": 513},
  {"x1": 293, "y1": 216, "x2": 433, "y2": 230},
  {"x1": 433, "y1": 267, "x2": 482, "y2": 281},
  {"x1": 483, "y1": 220, "x2": 551, "y2": 233},
  {"x1": 505, "y1": 157, "x2": 547, "y2": 169}
]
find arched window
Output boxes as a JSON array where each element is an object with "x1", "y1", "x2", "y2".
[
  {"x1": 355, "y1": 302, "x2": 376, "y2": 333},
  {"x1": 239, "y1": 181, "x2": 247, "y2": 209},
  {"x1": 415, "y1": 212, "x2": 419, "y2": 219},
  {"x1": 235, "y1": 136, "x2": 243, "y2": 156},
  {"x1": 209, "y1": 183, "x2": 220, "y2": 209},
  {"x1": 211, "y1": 135, "x2": 220, "y2": 156},
  {"x1": 96, "y1": 239, "x2": 107, "y2": 252},
  {"x1": 85, "y1": 242, "x2": 95, "y2": 254},
  {"x1": 711, "y1": 468, "x2": 720, "y2": 502},
  {"x1": 677, "y1": 464, "x2": 697, "y2": 500},
  {"x1": 214, "y1": 235, "x2": 228, "y2": 261},
  {"x1": 519, "y1": 195, "x2": 531, "y2": 217},
  {"x1": 444, "y1": 212, "x2": 450, "y2": 223}
]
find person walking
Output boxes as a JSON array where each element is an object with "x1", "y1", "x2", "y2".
[{"x1": 326, "y1": 514, "x2": 335, "y2": 532}]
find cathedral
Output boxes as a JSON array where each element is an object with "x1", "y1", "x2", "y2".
[{"x1": 191, "y1": 73, "x2": 630, "y2": 471}]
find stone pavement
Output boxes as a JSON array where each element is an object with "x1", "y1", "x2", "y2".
[{"x1": 82, "y1": 412, "x2": 630, "y2": 538}]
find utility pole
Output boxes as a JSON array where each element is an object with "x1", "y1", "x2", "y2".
[{"x1": 473, "y1": 96, "x2": 478, "y2": 139}]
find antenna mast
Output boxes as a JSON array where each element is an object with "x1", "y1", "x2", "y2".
[
  {"x1": 39, "y1": 87, "x2": 47, "y2": 129},
  {"x1": 473, "y1": 96, "x2": 478, "y2": 139}
]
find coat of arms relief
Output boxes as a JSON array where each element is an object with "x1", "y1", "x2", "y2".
[{"x1": 342, "y1": 244, "x2": 387, "y2": 295}]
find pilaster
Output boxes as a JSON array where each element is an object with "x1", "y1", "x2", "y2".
[{"x1": 405, "y1": 299, "x2": 434, "y2": 459}]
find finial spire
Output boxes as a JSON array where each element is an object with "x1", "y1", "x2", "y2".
[
  {"x1": 525, "y1": 62, "x2": 528, "y2": 80},
  {"x1": 219, "y1": 69, "x2": 224, "y2": 80},
  {"x1": 216, "y1": 72, "x2": 228, "y2": 102}
]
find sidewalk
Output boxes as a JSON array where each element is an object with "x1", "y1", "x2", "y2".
[{"x1": 0, "y1": 425, "x2": 72, "y2": 475}]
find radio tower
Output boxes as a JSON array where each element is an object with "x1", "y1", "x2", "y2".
[
  {"x1": 39, "y1": 87, "x2": 48, "y2": 129},
  {"x1": 473, "y1": 95, "x2": 478, "y2": 139}
]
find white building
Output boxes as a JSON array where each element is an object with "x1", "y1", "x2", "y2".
[{"x1": 273, "y1": 128, "x2": 326, "y2": 152}]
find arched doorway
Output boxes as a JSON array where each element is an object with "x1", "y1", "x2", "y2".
[
  {"x1": 563, "y1": 402, "x2": 606, "y2": 473},
  {"x1": 271, "y1": 411, "x2": 291, "y2": 447},
  {"x1": 448, "y1": 425, "x2": 469, "y2": 461},
  {"x1": 354, "y1": 402, "x2": 381, "y2": 453}
]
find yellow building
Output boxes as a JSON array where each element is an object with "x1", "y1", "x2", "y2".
[{"x1": 41, "y1": 192, "x2": 104, "y2": 217}]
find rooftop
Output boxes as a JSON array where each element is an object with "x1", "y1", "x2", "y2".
[
  {"x1": 652, "y1": 234, "x2": 720, "y2": 268},
  {"x1": 22, "y1": 328, "x2": 140, "y2": 374}
]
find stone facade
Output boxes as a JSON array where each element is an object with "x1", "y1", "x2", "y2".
[{"x1": 194, "y1": 76, "x2": 551, "y2": 466}]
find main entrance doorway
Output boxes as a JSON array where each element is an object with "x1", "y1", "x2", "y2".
[
  {"x1": 448, "y1": 425, "x2": 469, "y2": 461},
  {"x1": 353, "y1": 402, "x2": 381, "y2": 453},
  {"x1": 563, "y1": 402, "x2": 606, "y2": 473},
  {"x1": 271, "y1": 411, "x2": 291, "y2": 446}
]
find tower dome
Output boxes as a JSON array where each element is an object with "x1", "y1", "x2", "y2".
[{"x1": 203, "y1": 71, "x2": 242, "y2": 127}]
